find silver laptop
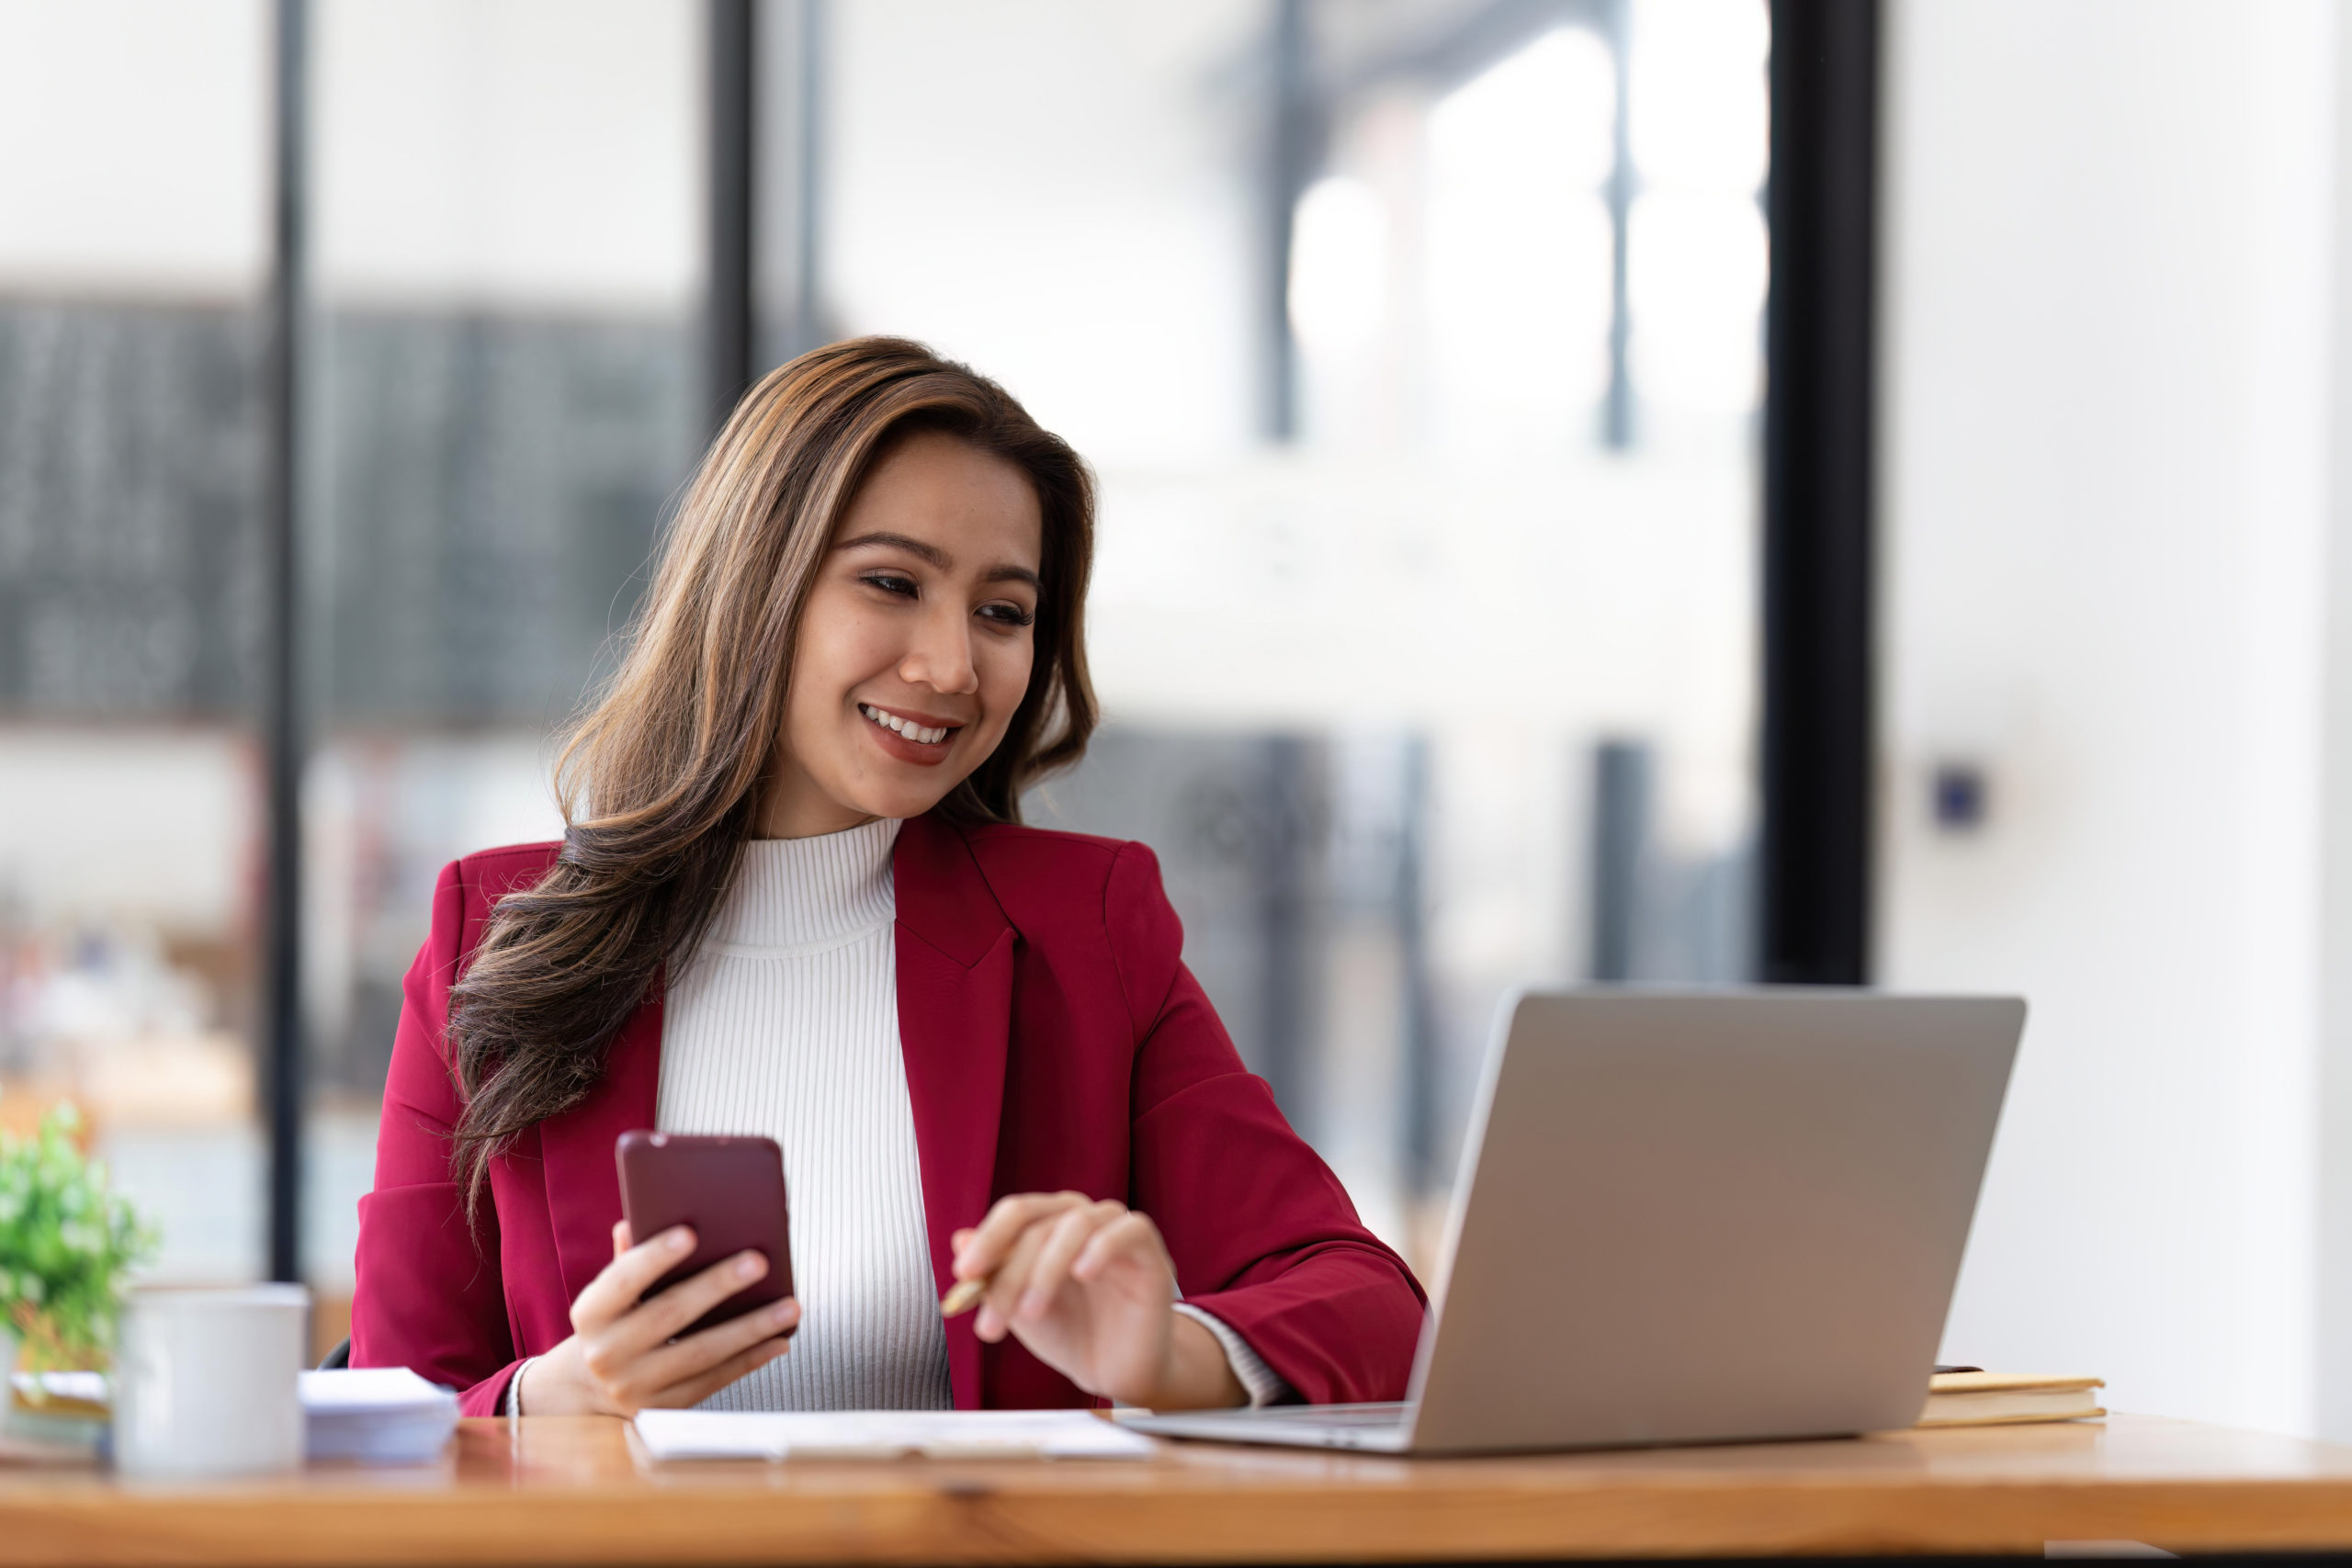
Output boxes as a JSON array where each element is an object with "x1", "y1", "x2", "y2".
[{"x1": 1126, "y1": 988, "x2": 2023, "y2": 1455}]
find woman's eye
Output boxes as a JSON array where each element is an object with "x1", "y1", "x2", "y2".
[
  {"x1": 979, "y1": 602, "x2": 1035, "y2": 628},
  {"x1": 861, "y1": 572, "x2": 919, "y2": 599}
]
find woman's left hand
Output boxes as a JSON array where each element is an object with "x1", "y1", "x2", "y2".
[{"x1": 950, "y1": 1192, "x2": 1246, "y2": 1410}]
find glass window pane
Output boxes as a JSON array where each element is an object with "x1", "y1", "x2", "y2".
[
  {"x1": 0, "y1": 0, "x2": 271, "y2": 1294},
  {"x1": 4, "y1": 0, "x2": 1771, "y2": 1324},
  {"x1": 812, "y1": 1, "x2": 1769, "y2": 1266},
  {"x1": 301, "y1": 0, "x2": 702, "y2": 1339}
]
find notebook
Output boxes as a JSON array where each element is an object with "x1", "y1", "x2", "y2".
[{"x1": 1917, "y1": 1371, "x2": 2105, "y2": 1427}]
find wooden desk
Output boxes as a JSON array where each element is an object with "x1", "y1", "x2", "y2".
[{"x1": 6, "y1": 1414, "x2": 2352, "y2": 1565}]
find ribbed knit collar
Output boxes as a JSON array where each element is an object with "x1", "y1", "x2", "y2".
[{"x1": 707, "y1": 817, "x2": 901, "y2": 952}]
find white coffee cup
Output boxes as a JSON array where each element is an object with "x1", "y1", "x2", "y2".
[{"x1": 115, "y1": 1284, "x2": 310, "y2": 1478}]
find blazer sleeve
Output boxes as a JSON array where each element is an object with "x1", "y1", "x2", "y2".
[
  {"x1": 349, "y1": 859, "x2": 526, "y2": 1416},
  {"x1": 1109, "y1": 843, "x2": 1428, "y2": 1404}
]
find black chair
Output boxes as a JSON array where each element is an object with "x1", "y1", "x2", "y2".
[{"x1": 319, "y1": 1337, "x2": 351, "y2": 1370}]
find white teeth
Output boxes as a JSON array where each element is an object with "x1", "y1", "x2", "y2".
[{"x1": 861, "y1": 705, "x2": 950, "y2": 745}]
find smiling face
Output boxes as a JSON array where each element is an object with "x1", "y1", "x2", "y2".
[{"x1": 759, "y1": 428, "x2": 1045, "y2": 838}]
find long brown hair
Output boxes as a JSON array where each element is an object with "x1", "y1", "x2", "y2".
[{"x1": 446, "y1": 337, "x2": 1096, "y2": 1207}]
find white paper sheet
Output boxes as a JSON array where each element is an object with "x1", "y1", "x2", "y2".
[
  {"x1": 300, "y1": 1367, "x2": 454, "y2": 1414},
  {"x1": 300, "y1": 1367, "x2": 460, "y2": 1463},
  {"x1": 632, "y1": 1408, "x2": 1158, "y2": 1461}
]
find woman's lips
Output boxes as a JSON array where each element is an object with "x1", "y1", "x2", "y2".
[{"x1": 859, "y1": 701, "x2": 961, "y2": 767}]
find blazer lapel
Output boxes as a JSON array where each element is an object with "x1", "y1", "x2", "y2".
[
  {"x1": 893, "y1": 815, "x2": 1015, "y2": 1409},
  {"x1": 536, "y1": 988, "x2": 664, "y2": 1306}
]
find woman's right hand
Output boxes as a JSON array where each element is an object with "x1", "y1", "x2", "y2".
[{"x1": 514, "y1": 1220, "x2": 799, "y2": 1416}]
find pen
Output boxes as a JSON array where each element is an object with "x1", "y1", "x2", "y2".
[{"x1": 939, "y1": 1278, "x2": 988, "y2": 1317}]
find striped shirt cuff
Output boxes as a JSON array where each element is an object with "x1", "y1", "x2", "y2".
[
  {"x1": 1172, "y1": 1303, "x2": 1292, "y2": 1409},
  {"x1": 503, "y1": 1357, "x2": 537, "y2": 1416}
]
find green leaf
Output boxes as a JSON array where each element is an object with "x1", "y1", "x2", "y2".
[{"x1": 0, "y1": 1106, "x2": 160, "y2": 1370}]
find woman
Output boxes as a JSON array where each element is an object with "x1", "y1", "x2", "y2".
[{"x1": 353, "y1": 337, "x2": 1425, "y2": 1418}]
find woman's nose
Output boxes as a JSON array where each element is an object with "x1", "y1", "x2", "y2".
[{"x1": 899, "y1": 608, "x2": 978, "y2": 694}]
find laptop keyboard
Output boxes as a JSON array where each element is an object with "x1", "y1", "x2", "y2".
[{"x1": 1249, "y1": 1403, "x2": 1409, "y2": 1427}]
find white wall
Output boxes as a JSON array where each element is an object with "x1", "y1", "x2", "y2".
[
  {"x1": 0, "y1": 0, "x2": 267, "y2": 297},
  {"x1": 1880, "y1": 0, "x2": 2338, "y2": 1436},
  {"x1": 0, "y1": 0, "x2": 700, "y2": 310},
  {"x1": 2324, "y1": 0, "x2": 2352, "y2": 1447},
  {"x1": 823, "y1": 0, "x2": 1261, "y2": 468},
  {"x1": 0, "y1": 727, "x2": 256, "y2": 930},
  {"x1": 313, "y1": 0, "x2": 699, "y2": 312}
]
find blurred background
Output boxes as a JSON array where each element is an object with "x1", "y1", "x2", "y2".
[{"x1": 3, "y1": 0, "x2": 2348, "y2": 1445}]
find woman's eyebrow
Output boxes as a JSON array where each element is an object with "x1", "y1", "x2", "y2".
[
  {"x1": 836, "y1": 530, "x2": 951, "y2": 569},
  {"x1": 839, "y1": 530, "x2": 1040, "y2": 591}
]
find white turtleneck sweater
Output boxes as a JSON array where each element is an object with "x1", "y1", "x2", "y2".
[
  {"x1": 630, "y1": 817, "x2": 1283, "y2": 1412},
  {"x1": 655, "y1": 818, "x2": 949, "y2": 1409}
]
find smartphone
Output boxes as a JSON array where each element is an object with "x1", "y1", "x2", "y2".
[{"x1": 613, "y1": 1131, "x2": 796, "y2": 1338}]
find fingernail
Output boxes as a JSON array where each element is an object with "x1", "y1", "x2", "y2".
[
  {"x1": 771, "y1": 1298, "x2": 797, "y2": 1324},
  {"x1": 1019, "y1": 1291, "x2": 1047, "y2": 1320},
  {"x1": 666, "y1": 1227, "x2": 694, "y2": 1253},
  {"x1": 736, "y1": 1253, "x2": 764, "y2": 1280}
]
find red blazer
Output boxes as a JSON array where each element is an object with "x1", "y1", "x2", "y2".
[{"x1": 352, "y1": 813, "x2": 1426, "y2": 1416}]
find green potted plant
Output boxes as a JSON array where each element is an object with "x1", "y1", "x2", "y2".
[{"x1": 0, "y1": 1103, "x2": 157, "y2": 1397}]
